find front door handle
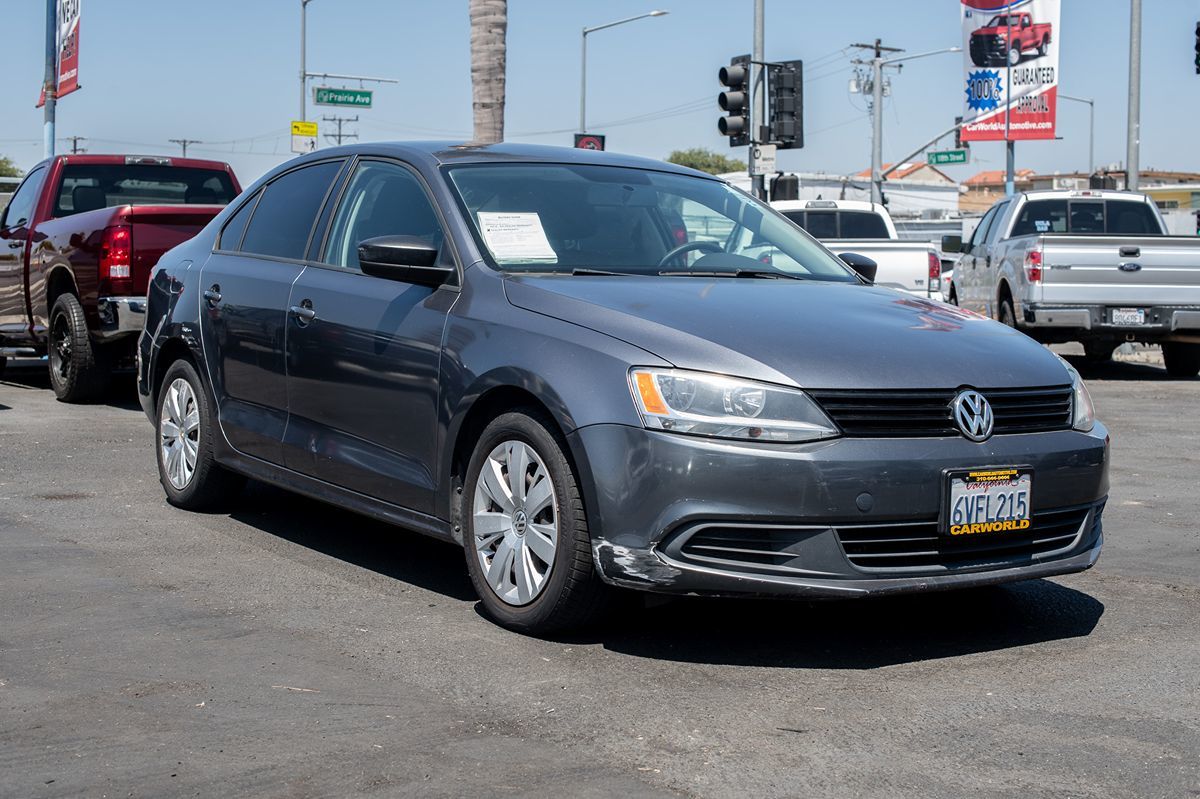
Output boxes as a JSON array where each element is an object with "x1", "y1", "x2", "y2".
[
  {"x1": 289, "y1": 300, "x2": 316, "y2": 324},
  {"x1": 203, "y1": 285, "x2": 222, "y2": 306},
  {"x1": 7, "y1": 241, "x2": 23, "y2": 249}
]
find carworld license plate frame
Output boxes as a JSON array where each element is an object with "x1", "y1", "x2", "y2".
[{"x1": 939, "y1": 466, "x2": 1034, "y2": 537}]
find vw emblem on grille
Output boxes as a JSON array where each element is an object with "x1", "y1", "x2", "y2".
[{"x1": 951, "y1": 389, "x2": 994, "y2": 442}]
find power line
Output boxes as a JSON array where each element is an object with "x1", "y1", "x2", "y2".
[
  {"x1": 65, "y1": 136, "x2": 87, "y2": 154},
  {"x1": 169, "y1": 138, "x2": 203, "y2": 157},
  {"x1": 322, "y1": 115, "x2": 359, "y2": 146}
]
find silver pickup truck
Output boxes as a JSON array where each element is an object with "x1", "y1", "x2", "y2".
[{"x1": 943, "y1": 189, "x2": 1200, "y2": 377}]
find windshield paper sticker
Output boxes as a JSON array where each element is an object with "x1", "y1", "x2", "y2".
[{"x1": 477, "y1": 212, "x2": 558, "y2": 264}]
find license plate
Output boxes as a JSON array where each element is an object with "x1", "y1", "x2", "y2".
[
  {"x1": 1111, "y1": 307, "x2": 1145, "y2": 326},
  {"x1": 944, "y1": 468, "x2": 1033, "y2": 537}
]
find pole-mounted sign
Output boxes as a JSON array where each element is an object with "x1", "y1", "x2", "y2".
[
  {"x1": 313, "y1": 87, "x2": 373, "y2": 108},
  {"x1": 37, "y1": 0, "x2": 81, "y2": 107},
  {"x1": 573, "y1": 134, "x2": 605, "y2": 151},
  {"x1": 291, "y1": 120, "x2": 318, "y2": 154}
]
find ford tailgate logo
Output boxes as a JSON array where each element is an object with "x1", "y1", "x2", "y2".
[{"x1": 1118, "y1": 262, "x2": 1142, "y2": 272}]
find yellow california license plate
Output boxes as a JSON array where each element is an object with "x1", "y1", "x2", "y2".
[{"x1": 944, "y1": 467, "x2": 1033, "y2": 536}]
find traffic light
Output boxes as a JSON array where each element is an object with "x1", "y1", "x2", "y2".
[
  {"x1": 718, "y1": 54, "x2": 751, "y2": 148},
  {"x1": 767, "y1": 59, "x2": 803, "y2": 150},
  {"x1": 1194, "y1": 22, "x2": 1200, "y2": 74},
  {"x1": 954, "y1": 115, "x2": 968, "y2": 150}
]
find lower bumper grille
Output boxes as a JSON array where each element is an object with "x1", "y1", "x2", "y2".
[{"x1": 836, "y1": 505, "x2": 1099, "y2": 572}]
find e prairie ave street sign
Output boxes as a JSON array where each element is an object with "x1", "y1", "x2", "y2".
[
  {"x1": 314, "y1": 87, "x2": 373, "y2": 108},
  {"x1": 928, "y1": 148, "x2": 970, "y2": 166}
]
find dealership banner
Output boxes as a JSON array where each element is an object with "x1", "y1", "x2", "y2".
[
  {"x1": 960, "y1": 0, "x2": 1059, "y2": 141},
  {"x1": 37, "y1": 0, "x2": 81, "y2": 106}
]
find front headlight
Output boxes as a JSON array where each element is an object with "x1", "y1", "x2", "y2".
[
  {"x1": 628, "y1": 368, "x2": 840, "y2": 443},
  {"x1": 1060, "y1": 359, "x2": 1096, "y2": 432}
]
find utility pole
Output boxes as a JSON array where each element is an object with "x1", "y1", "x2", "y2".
[
  {"x1": 1005, "y1": 14, "x2": 1015, "y2": 196},
  {"x1": 43, "y1": 0, "x2": 57, "y2": 158},
  {"x1": 322, "y1": 115, "x2": 359, "y2": 146},
  {"x1": 66, "y1": 136, "x2": 87, "y2": 154},
  {"x1": 1126, "y1": 0, "x2": 1142, "y2": 191},
  {"x1": 169, "y1": 139, "x2": 202, "y2": 157},
  {"x1": 852, "y1": 39, "x2": 903, "y2": 205},
  {"x1": 750, "y1": 0, "x2": 765, "y2": 200},
  {"x1": 300, "y1": 0, "x2": 313, "y2": 121}
]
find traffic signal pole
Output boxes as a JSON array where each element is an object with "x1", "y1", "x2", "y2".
[
  {"x1": 750, "y1": 0, "x2": 765, "y2": 200},
  {"x1": 1126, "y1": 0, "x2": 1142, "y2": 191},
  {"x1": 42, "y1": 0, "x2": 56, "y2": 159}
]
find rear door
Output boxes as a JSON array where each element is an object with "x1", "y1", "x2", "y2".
[
  {"x1": 198, "y1": 159, "x2": 344, "y2": 464},
  {"x1": 0, "y1": 165, "x2": 48, "y2": 340},
  {"x1": 281, "y1": 158, "x2": 456, "y2": 515},
  {"x1": 977, "y1": 198, "x2": 1011, "y2": 317}
]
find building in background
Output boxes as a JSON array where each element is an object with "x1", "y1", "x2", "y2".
[{"x1": 960, "y1": 169, "x2": 1036, "y2": 213}]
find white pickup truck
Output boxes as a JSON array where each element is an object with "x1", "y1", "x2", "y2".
[
  {"x1": 771, "y1": 199, "x2": 942, "y2": 298},
  {"x1": 942, "y1": 189, "x2": 1200, "y2": 377}
]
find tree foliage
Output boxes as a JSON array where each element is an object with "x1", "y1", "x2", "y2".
[
  {"x1": 0, "y1": 156, "x2": 22, "y2": 179},
  {"x1": 665, "y1": 148, "x2": 746, "y2": 175}
]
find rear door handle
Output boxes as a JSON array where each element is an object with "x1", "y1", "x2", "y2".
[
  {"x1": 289, "y1": 301, "x2": 316, "y2": 324},
  {"x1": 203, "y1": 285, "x2": 222, "y2": 306}
]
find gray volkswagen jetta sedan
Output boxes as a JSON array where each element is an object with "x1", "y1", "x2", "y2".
[{"x1": 138, "y1": 142, "x2": 1108, "y2": 633}]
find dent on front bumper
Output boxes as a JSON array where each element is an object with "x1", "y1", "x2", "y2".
[{"x1": 568, "y1": 422, "x2": 1109, "y2": 598}]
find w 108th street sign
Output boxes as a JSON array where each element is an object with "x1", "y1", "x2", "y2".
[
  {"x1": 314, "y1": 87, "x2": 373, "y2": 108},
  {"x1": 928, "y1": 148, "x2": 970, "y2": 166}
]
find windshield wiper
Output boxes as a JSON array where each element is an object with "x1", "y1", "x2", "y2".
[
  {"x1": 657, "y1": 269, "x2": 810, "y2": 281},
  {"x1": 571, "y1": 267, "x2": 634, "y2": 276}
]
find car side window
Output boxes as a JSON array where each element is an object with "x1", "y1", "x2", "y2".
[
  {"x1": 322, "y1": 161, "x2": 446, "y2": 270},
  {"x1": 1, "y1": 166, "x2": 48, "y2": 232},
  {"x1": 217, "y1": 190, "x2": 260, "y2": 251},
  {"x1": 985, "y1": 201, "x2": 1011, "y2": 244},
  {"x1": 968, "y1": 206, "x2": 998, "y2": 249},
  {"x1": 240, "y1": 160, "x2": 342, "y2": 261}
]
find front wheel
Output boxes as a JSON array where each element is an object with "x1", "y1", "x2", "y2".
[
  {"x1": 1008, "y1": 45, "x2": 1021, "y2": 66},
  {"x1": 48, "y1": 293, "x2": 109, "y2": 402},
  {"x1": 1037, "y1": 37, "x2": 1049, "y2": 57},
  {"x1": 462, "y1": 409, "x2": 610, "y2": 634},
  {"x1": 1162, "y1": 343, "x2": 1200, "y2": 378},
  {"x1": 998, "y1": 296, "x2": 1018, "y2": 329},
  {"x1": 156, "y1": 359, "x2": 245, "y2": 509}
]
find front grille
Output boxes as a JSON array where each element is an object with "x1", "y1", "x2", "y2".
[
  {"x1": 836, "y1": 504, "x2": 1098, "y2": 573},
  {"x1": 809, "y1": 386, "x2": 1073, "y2": 438},
  {"x1": 969, "y1": 34, "x2": 1007, "y2": 65},
  {"x1": 678, "y1": 525, "x2": 822, "y2": 571}
]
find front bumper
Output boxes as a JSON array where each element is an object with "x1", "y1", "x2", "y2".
[
  {"x1": 95, "y1": 296, "x2": 148, "y2": 340},
  {"x1": 569, "y1": 422, "x2": 1109, "y2": 598},
  {"x1": 1024, "y1": 303, "x2": 1200, "y2": 339}
]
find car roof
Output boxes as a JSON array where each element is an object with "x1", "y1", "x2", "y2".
[
  {"x1": 1019, "y1": 189, "x2": 1151, "y2": 203},
  {"x1": 289, "y1": 141, "x2": 718, "y2": 179},
  {"x1": 769, "y1": 199, "x2": 884, "y2": 214}
]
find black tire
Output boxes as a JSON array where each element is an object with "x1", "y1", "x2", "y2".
[
  {"x1": 1162, "y1": 343, "x2": 1200, "y2": 378},
  {"x1": 0, "y1": 355, "x2": 6, "y2": 378},
  {"x1": 1083, "y1": 341, "x2": 1115, "y2": 364},
  {"x1": 1008, "y1": 45, "x2": 1021, "y2": 66},
  {"x1": 155, "y1": 358, "x2": 245, "y2": 510},
  {"x1": 462, "y1": 408, "x2": 611, "y2": 635},
  {"x1": 948, "y1": 288, "x2": 958, "y2": 307},
  {"x1": 47, "y1": 293, "x2": 110, "y2": 402},
  {"x1": 1037, "y1": 37, "x2": 1049, "y2": 57},
  {"x1": 998, "y1": 296, "x2": 1018, "y2": 329}
]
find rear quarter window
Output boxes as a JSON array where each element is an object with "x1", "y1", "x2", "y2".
[
  {"x1": 54, "y1": 164, "x2": 237, "y2": 217},
  {"x1": 838, "y1": 211, "x2": 890, "y2": 239}
]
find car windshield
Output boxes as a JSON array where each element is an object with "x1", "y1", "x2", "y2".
[
  {"x1": 445, "y1": 163, "x2": 858, "y2": 281},
  {"x1": 986, "y1": 15, "x2": 1019, "y2": 27}
]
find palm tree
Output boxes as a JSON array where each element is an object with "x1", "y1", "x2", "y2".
[{"x1": 469, "y1": 0, "x2": 507, "y2": 143}]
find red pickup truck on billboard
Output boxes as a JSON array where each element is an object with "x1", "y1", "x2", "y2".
[
  {"x1": 969, "y1": 12, "x2": 1052, "y2": 67},
  {"x1": 0, "y1": 155, "x2": 240, "y2": 401}
]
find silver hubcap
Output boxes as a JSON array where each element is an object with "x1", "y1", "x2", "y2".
[
  {"x1": 472, "y1": 440, "x2": 558, "y2": 606},
  {"x1": 159, "y1": 378, "x2": 200, "y2": 490}
]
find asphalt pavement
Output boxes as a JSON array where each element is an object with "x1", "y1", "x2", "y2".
[{"x1": 1, "y1": 353, "x2": 1197, "y2": 798}]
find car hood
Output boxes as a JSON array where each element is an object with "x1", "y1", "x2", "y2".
[{"x1": 504, "y1": 275, "x2": 1071, "y2": 390}]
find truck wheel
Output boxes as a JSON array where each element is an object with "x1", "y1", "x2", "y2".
[
  {"x1": 0, "y1": 356, "x2": 6, "y2": 378},
  {"x1": 1084, "y1": 342, "x2": 1115, "y2": 364},
  {"x1": 1037, "y1": 37, "x2": 1049, "y2": 57},
  {"x1": 156, "y1": 359, "x2": 245, "y2": 509},
  {"x1": 462, "y1": 409, "x2": 611, "y2": 635},
  {"x1": 1008, "y1": 45, "x2": 1021, "y2": 66},
  {"x1": 1162, "y1": 343, "x2": 1200, "y2": 378},
  {"x1": 998, "y1": 297, "x2": 1018, "y2": 329},
  {"x1": 47, "y1": 293, "x2": 110, "y2": 403}
]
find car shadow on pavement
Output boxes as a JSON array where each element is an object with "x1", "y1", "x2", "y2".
[
  {"x1": 576, "y1": 579, "x2": 1105, "y2": 669},
  {"x1": 1061, "y1": 355, "x2": 1190, "y2": 383},
  {"x1": 0, "y1": 360, "x2": 143, "y2": 410},
  {"x1": 229, "y1": 481, "x2": 479, "y2": 602}
]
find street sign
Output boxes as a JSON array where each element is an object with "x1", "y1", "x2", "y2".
[
  {"x1": 928, "y1": 148, "x2": 970, "y2": 166},
  {"x1": 750, "y1": 143, "x2": 777, "y2": 176},
  {"x1": 313, "y1": 87, "x2": 373, "y2": 108},
  {"x1": 291, "y1": 120, "x2": 318, "y2": 154},
  {"x1": 574, "y1": 134, "x2": 605, "y2": 150}
]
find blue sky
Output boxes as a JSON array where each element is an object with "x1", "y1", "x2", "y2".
[{"x1": 1, "y1": 0, "x2": 1195, "y2": 184}]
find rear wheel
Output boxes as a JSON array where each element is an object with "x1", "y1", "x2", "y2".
[
  {"x1": 998, "y1": 296, "x2": 1018, "y2": 329},
  {"x1": 1008, "y1": 45, "x2": 1021, "y2": 66},
  {"x1": 1037, "y1": 37, "x2": 1049, "y2": 57},
  {"x1": 0, "y1": 355, "x2": 6, "y2": 378},
  {"x1": 462, "y1": 409, "x2": 611, "y2": 634},
  {"x1": 1083, "y1": 341, "x2": 1115, "y2": 364},
  {"x1": 48, "y1": 293, "x2": 110, "y2": 403},
  {"x1": 156, "y1": 359, "x2": 245, "y2": 509},
  {"x1": 1163, "y1": 343, "x2": 1200, "y2": 378}
]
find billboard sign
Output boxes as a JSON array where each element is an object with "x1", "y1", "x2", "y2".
[
  {"x1": 960, "y1": 0, "x2": 1059, "y2": 141},
  {"x1": 36, "y1": 0, "x2": 81, "y2": 106}
]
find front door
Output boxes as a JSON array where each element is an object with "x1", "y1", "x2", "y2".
[
  {"x1": 282, "y1": 159, "x2": 455, "y2": 515},
  {"x1": 198, "y1": 159, "x2": 343, "y2": 463},
  {"x1": 0, "y1": 166, "x2": 47, "y2": 342}
]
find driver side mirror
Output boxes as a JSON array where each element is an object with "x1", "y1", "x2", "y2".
[
  {"x1": 941, "y1": 234, "x2": 962, "y2": 254},
  {"x1": 838, "y1": 252, "x2": 878, "y2": 285},
  {"x1": 357, "y1": 235, "x2": 453, "y2": 288}
]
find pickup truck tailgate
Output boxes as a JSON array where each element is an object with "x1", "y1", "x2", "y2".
[
  {"x1": 1040, "y1": 235, "x2": 1200, "y2": 306},
  {"x1": 125, "y1": 205, "x2": 224, "y2": 293},
  {"x1": 821, "y1": 238, "x2": 936, "y2": 296}
]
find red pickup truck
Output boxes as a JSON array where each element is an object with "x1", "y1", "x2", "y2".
[
  {"x1": 0, "y1": 154, "x2": 240, "y2": 401},
  {"x1": 969, "y1": 12, "x2": 1052, "y2": 68}
]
